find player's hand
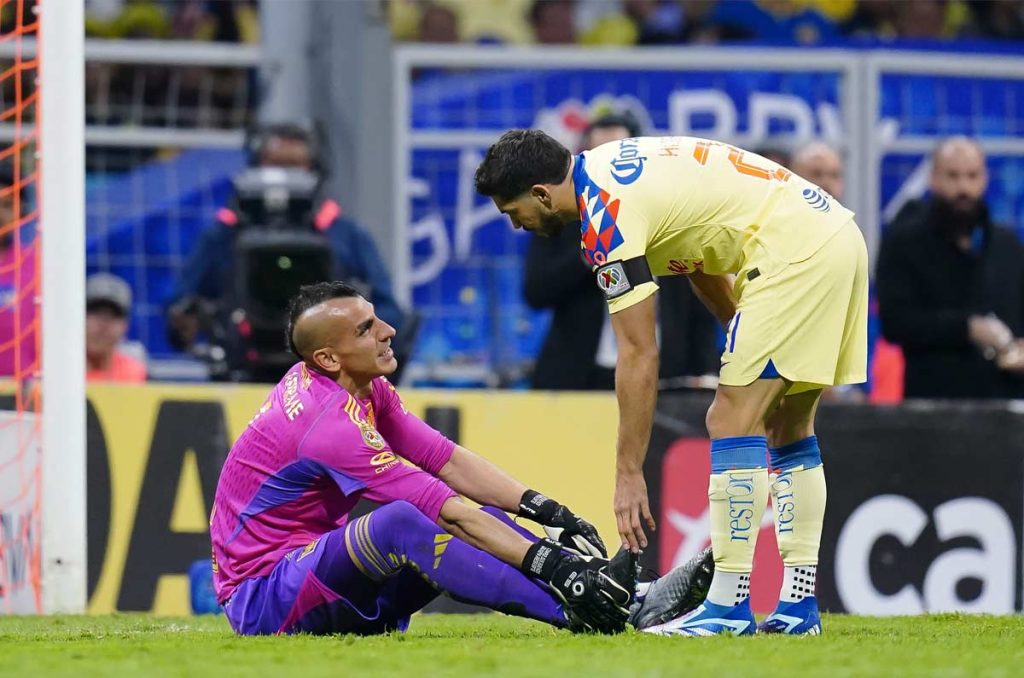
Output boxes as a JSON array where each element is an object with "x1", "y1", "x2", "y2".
[
  {"x1": 554, "y1": 558, "x2": 630, "y2": 635},
  {"x1": 520, "y1": 538, "x2": 629, "y2": 634},
  {"x1": 997, "y1": 339, "x2": 1024, "y2": 373},
  {"x1": 614, "y1": 470, "x2": 655, "y2": 553},
  {"x1": 969, "y1": 314, "x2": 1014, "y2": 356},
  {"x1": 517, "y1": 490, "x2": 608, "y2": 557},
  {"x1": 549, "y1": 506, "x2": 607, "y2": 558}
]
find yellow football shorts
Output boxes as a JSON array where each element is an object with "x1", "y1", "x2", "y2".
[{"x1": 718, "y1": 219, "x2": 868, "y2": 395}]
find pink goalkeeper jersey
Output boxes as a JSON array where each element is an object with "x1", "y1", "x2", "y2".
[{"x1": 210, "y1": 363, "x2": 457, "y2": 602}]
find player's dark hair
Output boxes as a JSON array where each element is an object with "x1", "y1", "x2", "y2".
[
  {"x1": 474, "y1": 129, "x2": 571, "y2": 202},
  {"x1": 286, "y1": 281, "x2": 362, "y2": 357}
]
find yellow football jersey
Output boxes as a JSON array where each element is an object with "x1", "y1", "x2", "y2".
[{"x1": 574, "y1": 136, "x2": 854, "y2": 313}]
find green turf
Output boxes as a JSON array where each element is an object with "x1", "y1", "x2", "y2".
[{"x1": 1, "y1": 613, "x2": 1023, "y2": 677}]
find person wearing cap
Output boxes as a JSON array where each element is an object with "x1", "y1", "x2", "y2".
[{"x1": 86, "y1": 273, "x2": 147, "y2": 383}]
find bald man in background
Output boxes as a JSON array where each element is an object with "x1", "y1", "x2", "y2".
[
  {"x1": 790, "y1": 141, "x2": 844, "y2": 201},
  {"x1": 876, "y1": 137, "x2": 1024, "y2": 399}
]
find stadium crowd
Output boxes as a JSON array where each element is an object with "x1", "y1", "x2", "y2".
[{"x1": 392, "y1": 0, "x2": 1024, "y2": 45}]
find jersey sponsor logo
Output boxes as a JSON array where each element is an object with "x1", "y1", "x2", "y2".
[
  {"x1": 595, "y1": 261, "x2": 632, "y2": 299},
  {"x1": 370, "y1": 451, "x2": 400, "y2": 474},
  {"x1": 802, "y1": 187, "x2": 831, "y2": 213},
  {"x1": 668, "y1": 259, "x2": 704, "y2": 274},
  {"x1": 610, "y1": 138, "x2": 647, "y2": 185}
]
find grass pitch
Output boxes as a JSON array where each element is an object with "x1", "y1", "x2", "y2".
[{"x1": 1, "y1": 613, "x2": 1022, "y2": 677}]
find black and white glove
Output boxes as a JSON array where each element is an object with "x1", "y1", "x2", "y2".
[
  {"x1": 521, "y1": 538, "x2": 629, "y2": 634},
  {"x1": 518, "y1": 490, "x2": 607, "y2": 558}
]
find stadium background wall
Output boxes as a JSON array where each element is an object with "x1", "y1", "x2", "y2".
[
  {"x1": 82, "y1": 385, "x2": 1024, "y2": 616},
  {"x1": 83, "y1": 384, "x2": 620, "y2": 615}
]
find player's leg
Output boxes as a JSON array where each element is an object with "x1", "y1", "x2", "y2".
[
  {"x1": 226, "y1": 503, "x2": 567, "y2": 636},
  {"x1": 346, "y1": 500, "x2": 569, "y2": 628},
  {"x1": 646, "y1": 378, "x2": 786, "y2": 637},
  {"x1": 293, "y1": 503, "x2": 538, "y2": 635},
  {"x1": 221, "y1": 533, "x2": 399, "y2": 636},
  {"x1": 760, "y1": 388, "x2": 826, "y2": 635}
]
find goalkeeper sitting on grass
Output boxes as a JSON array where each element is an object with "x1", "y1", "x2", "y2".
[{"x1": 210, "y1": 281, "x2": 710, "y2": 636}]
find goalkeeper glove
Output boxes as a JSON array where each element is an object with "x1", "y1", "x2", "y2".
[
  {"x1": 520, "y1": 538, "x2": 629, "y2": 634},
  {"x1": 517, "y1": 489, "x2": 607, "y2": 558}
]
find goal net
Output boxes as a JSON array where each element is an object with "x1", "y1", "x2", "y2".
[{"x1": 0, "y1": 0, "x2": 85, "y2": 614}]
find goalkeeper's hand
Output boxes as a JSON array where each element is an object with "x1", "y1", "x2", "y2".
[
  {"x1": 517, "y1": 490, "x2": 608, "y2": 558},
  {"x1": 520, "y1": 538, "x2": 629, "y2": 635}
]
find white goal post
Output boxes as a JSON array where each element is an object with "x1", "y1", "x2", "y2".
[{"x1": 39, "y1": 0, "x2": 86, "y2": 614}]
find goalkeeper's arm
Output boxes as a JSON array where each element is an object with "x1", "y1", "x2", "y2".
[{"x1": 437, "y1": 445, "x2": 607, "y2": 557}]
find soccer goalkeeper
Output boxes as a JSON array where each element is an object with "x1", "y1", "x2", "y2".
[{"x1": 211, "y1": 281, "x2": 644, "y2": 636}]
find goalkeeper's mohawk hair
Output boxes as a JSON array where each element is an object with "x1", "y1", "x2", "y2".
[{"x1": 286, "y1": 281, "x2": 362, "y2": 358}]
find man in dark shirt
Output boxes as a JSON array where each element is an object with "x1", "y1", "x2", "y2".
[
  {"x1": 167, "y1": 125, "x2": 405, "y2": 381},
  {"x1": 876, "y1": 137, "x2": 1024, "y2": 399}
]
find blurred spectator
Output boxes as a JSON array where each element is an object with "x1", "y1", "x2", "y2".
[
  {"x1": 876, "y1": 137, "x2": 1024, "y2": 399},
  {"x1": 581, "y1": 111, "x2": 638, "y2": 149},
  {"x1": 753, "y1": 144, "x2": 791, "y2": 168},
  {"x1": 85, "y1": 0, "x2": 170, "y2": 39},
  {"x1": 393, "y1": 0, "x2": 1021, "y2": 44},
  {"x1": 85, "y1": 273, "x2": 147, "y2": 383},
  {"x1": 0, "y1": 167, "x2": 35, "y2": 379},
  {"x1": 170, "y1": 1, "x2": 260, "y2": 43},
  {"x1": 840, "y1": 0, "x2": 899, "y2": 38},
  {"x1": 680, "y1": 0, "x2": 756, "y2": 43},
  {"x1": 790, "y1": 141, "x2": 843, "y2": 200},
  {"x1": 578, "y1": 4, "x2": 640, "y2": 46},
  {"x1": 625, "y1": 0, "x2": 685, "y2": 44},
  {"x1": 711, "y1": 0, "x2": 840, "y2": 44},
  {"x1": 531, "y1": 0, "x2": 577, "y2": 44},
  {"x1": 84, "y1": 0, "x2": 256, "y2": 144},
  {"x1": 419, "y1": 2, "x2": 460, "y2": 42},
  {"x1": 892, "y1": 0, "x2": 975, "y2": 40},
  {"x1": 969, "y1": 0, "x2": 1024, "y2": 40},
  {"x1": 436, "y1": 0, "x2": 534, "y2": 43},
  {"x1": 523, "y1": 113, "x2": 639, "y2": 390},
  {"x1": 167, "y1": 123, "x2": 407, "y2": 382},
  {"x1": 86, "y1": 0, "x2": 258, "y2": 42},
  {"x1": 894, "y1": 0, "x2": 946, "y2": 39}
]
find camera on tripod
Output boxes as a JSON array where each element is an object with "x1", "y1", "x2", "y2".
[
  {"x1": 219, "y1": 164, "x2": 337, "y2": 382},
  {"x1": 169, "y1": 121, "x2": 416, "y2": 384}
]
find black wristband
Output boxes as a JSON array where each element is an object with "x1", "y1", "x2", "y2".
[
  {"x1": 517, "y1": 489, "x2": 559, "y2": 524},
  {"x1": 521, "y1": 538, "x2": 567, "y2": 580}
]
